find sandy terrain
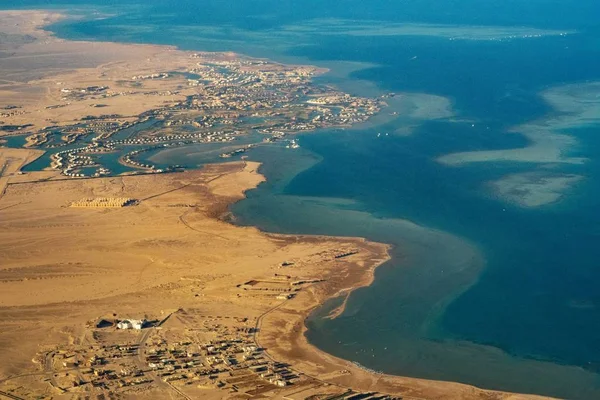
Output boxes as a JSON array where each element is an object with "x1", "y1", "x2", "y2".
[{"x1": 0, "y1": 147, "x2": 44, "y2": 199}]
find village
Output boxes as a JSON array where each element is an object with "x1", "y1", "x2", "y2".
[
  {"x1": 17, "y1": 311, "x2": 398, "y2": 400},
  {"x1": 6, "y1": 55, "x2": 382, "y2": 179},
  {"x1": 2, "y1": 262, "x2": 400, "y2": 400},
  {"x1": 0, "y1": 240, "x2": 399, "y2": 400}
]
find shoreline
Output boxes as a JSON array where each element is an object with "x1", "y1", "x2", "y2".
[
  {"x1": 0, "y1": 8, "x2": 558, "y2": 399},
  {"x1": 253, "y1": 235, "x2": 551, "y2": 399}
]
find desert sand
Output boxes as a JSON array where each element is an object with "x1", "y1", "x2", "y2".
[{"x1": 0, "y1": 147, "x2": 44, "y2": 198}]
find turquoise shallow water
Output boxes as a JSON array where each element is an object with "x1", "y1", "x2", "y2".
[{"x1": 6, "y1": 1, "x2": 600, "y2": 397}]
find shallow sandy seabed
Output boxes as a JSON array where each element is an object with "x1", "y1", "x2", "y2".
[
  {"x1": 437, "y1": 82, "x2": 600, "y2": 208},
  {"x1": 488, "y1": 171, "x2": 583, "y2": 208},
  {"x1": 438, "y1": 82, "x2": 600, "y2": 167},
  {"x1": 280, "y1": 19, "x2": 575, "y2": 41}
]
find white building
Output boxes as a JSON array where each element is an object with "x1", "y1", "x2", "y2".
[{"x1": 116, "y1": 319, "x2": 145, "y2": 330}]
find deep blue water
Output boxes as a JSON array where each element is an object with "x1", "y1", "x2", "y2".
[{"x1": 6, "y1": 1, "x2": 600, "y2": 397}]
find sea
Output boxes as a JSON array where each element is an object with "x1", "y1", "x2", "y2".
[{"x1": 7, "y1": 1, "x2": 600, "y2": 398}]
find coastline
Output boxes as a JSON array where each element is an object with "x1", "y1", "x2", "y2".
[
  {"x1": 0, "y1": 9, "x2": 558, "y2": 399},
  {"x1": 254, "y1": 235, "x2": 552, "y2": 400}
]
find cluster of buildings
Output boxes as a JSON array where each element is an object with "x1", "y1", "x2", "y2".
[
  {"x1": 121, "y1": 146, "x2": 160, "y2": 170},
  {"x1": 50, "y1": 146, "x2": 97, "y2": 177},
  {"x1": 220, "y1": 144, "x2": 254, "y2": 158},
  {"x1": 286, "y1": 139, "x2": 300, "y2": 149},
  {"x1": 19, "y1": 55, "x2": 382, "y2": 178},
  {"x1": 110, "y1": 129, "x2": 241, "y2": 147},
  {"x1": 39, "y1": 343, "x2": 149, "y2": 392},
  {"x1": 60, "y1": 85, "x2": 109, "y2": 100},
  {"x1": 131, "y1": 72, "x2": 170, "y2": 80},
  {"x1": 141, "y1": 335, "x2": 297, "y2": 390},
  {"x1": 27, "y1": 304, "x2": 401, "y2": 399},
  {"x1": 34, "y1": 310, "x2": 300, "y2": 395},
  {"x1": 237, "y1": 274, "x2": 324, "y2": 300},
  {"x1": 70, "y1": 197, "x2": 137, "y2": 208},
  {"x1": 27, "y1": 120, "x2": 126, "y2": 147},
  {"x1": 0, "y1": 104, "x2": 24, "y2": 118}
]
